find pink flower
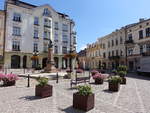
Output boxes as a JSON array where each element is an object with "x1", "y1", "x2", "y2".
[
  {"x1": 91, "y1": 70, "x2": 99, "y2": 76},
  {"x1": 0, "y1": 73, "x2": 19, "y2": 82},
  {"x1": 76, "y1": 69, "x2": 83, "y2": 73},
  {"x1": 93, "y1": 73, "x2": 105, "y2": 80}
]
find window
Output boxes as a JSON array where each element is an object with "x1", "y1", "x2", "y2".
[
  {"x1": 140, "y1": 45, "x2": 143, "y2": 54},
  {"x1": 34, "y1": 29, "x2": 39, "y2": 39},
  {"x1": 54, "y1": 32, "x2": 58, "y2": 42},
  {"x1": 146, "y1": 44, "x2": 150, "y2": 52},
  {"x1": 34, "y1": 17, "x2": 39, "y2": 25},
  {"x1": 112, "y1": 40, "x2": 114, "y2": 47},
  {"x1": 33, "y1": 43, "x2": 38, "y2": 52},
  {"x1": 43, "y1": 8, "x2": 51, "y2": 17},
  {"x1": 112, "y1": 51, "x2": 114, "y2": 56},
  {"x1": 13, "y1": 26, "x2": 21, "y2": 36},
  {"x1": 108, "y1": 51, "x2": 111, "y2": 57},
  {"x1": 103, "y1": 44, "x2": 105, "y2": 49},
  {"x1": 62, "y1": 34, "x2": 68, "y2": 43},
  {"x1": 62, "y1": 46, "x2": 67, "y2": 54},
  {"x1": 116, "y1": 50, "x2": 118, "y2": 56},
  {"x1": 116, "y1": 39, "x2": 118, "y2": 46},
  {"x1": 44, "y1": 31, "x2": 50, "y2": 39},
  {"x1": 54, "y1": 46, "x2": 58, "y2": 54},
  {"x1": 120, "y1": 37, "x2": 123, "y2": 44},
  {"x1": 128, "y1": 48, "x2": 133, "y2": 56},
  {"x1": 62, "y1": 24, "x2": 68, "y2": 32},
  {"x1": 103, "y1": 52, "x2": 106, "y2": 58},
  {"x1": 108, "y1": 41, "x2": 110, "y2": 48},
  {"x1": 43, "y1": 44, "x2": 48, "y2": 52},
  {"x1": 13, "y1": 13, "x2": 21, "y2": 22},
  {"x1": 128, "y1": 34, "x2": 132, "y2": 40},
  {"x1": 54, "y1": 22, "x2": 59, "y2": 30},
  {"x1": 120, "y1": 50, "x2": 123, "y2": 56},
  {"x1": 12, "y1": 41, "x2": 20, "y2": 51},
  {"x1": 145, "y1": 27, "x2": 150, "y2": 37},
  {"x1": 44, "y1": 18, "x2": 51, "y2": 28},
  {"x1": 139, "y1": 30, "x2": 143, "y2": 39}
]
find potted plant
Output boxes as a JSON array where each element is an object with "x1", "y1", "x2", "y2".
[
  {"x1": 0, "y1": 73, "x2": 18, "y2": 86},
  {"x1": 117, "y1": 65, "x2": 127, "y2": 84},
  {"x1": 92, "y1": 73, "x2": 104, "y2": 84},
  {"x1": 91, "y1": 70, "x2": 98, "y2": 76},
  {"x1": 64, "y1": 69, "x2": 72, "y2": 79},
  {"x1": 73, "y1": 85, "x2": 94, "y2": 111},
  {"x1": 76, "y1": 69, "x2": 83, "y2": 73},
  {"x1": 108, "y1": 76, "x2": 122, "y2": 91},
  {"x1": 35, "y1": 77, "x2": 53, "y2": 98}
]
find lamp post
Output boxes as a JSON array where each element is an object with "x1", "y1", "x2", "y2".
[{"x1": 32, "y1": 51, "x2": 39, "y2": 69}]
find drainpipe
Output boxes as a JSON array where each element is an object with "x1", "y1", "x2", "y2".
[
  {"x1": 125, "y1": 27, "x2": 128, "y2": 67},
  {"x1": 3, "y1": 0, "x2": 8, "y2": 69}
]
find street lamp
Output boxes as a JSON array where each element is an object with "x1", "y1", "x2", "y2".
[{"x1": 32, "y1": 51, "x2": 39, "y2": 69}]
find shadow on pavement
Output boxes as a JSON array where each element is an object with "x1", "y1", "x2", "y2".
[
  {"x1": 19, "y1": 96, "x2": 42, "y2": 101},
  {"x1": 59, "y1": 106, "x2": 86, "y2": 113},
  {"x1": 103, "y1": 89, "x2": 117, "y2": 93},
  {"x1": 127, "y1": 73, "x2": 150, "y2": 81}
]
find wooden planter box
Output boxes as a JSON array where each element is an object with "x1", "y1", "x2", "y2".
[
  {"x1": 120, "y1": 77, "x2": 126, "y2": 84},
  {"x1": 109, "y1": 82, "x2": 120, "y2": 92},
  {"x1": 35, "y1": 85, "x2": 53, "y2": 98},
  {"x1": 3, "y1": 80, "x2": 16, "y2": 86},
  {"x1": 95, "y1": 79, "x2": 103, "y2": 84},
  {"x1": 73, "y1": 92, "x2": 95, "y2": 111}
]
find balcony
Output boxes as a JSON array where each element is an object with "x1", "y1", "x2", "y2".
[
  {"x1": 13, "y1": 19, "x2": 21, "y2": 22},
  {"x1": 141, "y1": 51, "x2": 150, "y2": 56},
  {"x1": 44, "y1": 25, "x2": 51, "y2": 28},
  {"x1": 108, "y1": 56, "x2": 120, "y2": 60},
  {"x1": 43, "y1": 38, "x2": 49, "y2": 40},
  {"x1": 12, "y1": 49, "x2": 20, "y2": 52},
  {"x1": 33, "y1": 37, "x2": 39, "y2": 39},
  {"x1": 125, "y1": 40, "x2": 134, "y2": 44}
]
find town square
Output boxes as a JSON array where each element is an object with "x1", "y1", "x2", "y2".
[{"x1": 0, "y1": 0, "x2": 150, "y2": 113}]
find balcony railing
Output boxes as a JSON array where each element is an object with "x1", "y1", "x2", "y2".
[
  {"x1": 44, "y1": 25, "x2": 51, "y2": 28},
  {"x1": 141, "y1": 51, "x2": 150, "y2": 56},
  {"x1": 108, "y1": 56, "x2": 120, "y2": 60},
  {"x1": 125, "y1": 40, "x2": 134, "y2": 44},
  {"x1": 12, "y1": 49, "x2": 20, "y2": 52}
]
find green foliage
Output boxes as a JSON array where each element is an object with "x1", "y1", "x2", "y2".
[
  {"x1": 118, "y1": 71, "x2": 127, "y2": 77},
  {"x1": 36, "y1": 77, "x2": 48, "y2": 86},
  {"x1": 77, "y1": 85, "x2": 93, "y2": 96},
  {"x1": 117, "y1": 65, "x2": 127, "y2": 72},
  {"x1": 108, "y1": 76, "x2": 122, "y2": 83}
]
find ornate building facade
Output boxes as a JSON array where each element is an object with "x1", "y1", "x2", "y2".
[
  {"x1": 84, "y1": 18, "x2": 150, "y2": 72},
  {"x1": 3, "y1": 0, "x2": 76, "y2": 69}
]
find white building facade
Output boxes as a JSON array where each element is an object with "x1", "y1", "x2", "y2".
[{"x1": 4, "y1": 0, "x2": 76, "y2": 69}]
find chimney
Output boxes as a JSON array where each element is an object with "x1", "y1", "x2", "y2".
[{"x1": 139, "y1": 18, "x2": 145, "y2": 22}]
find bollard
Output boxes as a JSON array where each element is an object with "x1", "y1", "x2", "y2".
[
  {"x1": 56, "y1": 72, "x2": 59, "y2": 83},
  {"x1": 27, "y1": 74, "x2": 30, "y2": 87}
]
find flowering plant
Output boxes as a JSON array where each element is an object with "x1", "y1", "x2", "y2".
[
  {"x1": 93, "y1": 73, "x2": 105, "y2": 80},
  {"x1": 76, "y1": 69, "x2": 83, "y2": 73},
  {"x1": 0, "y1": 73, "x2": 19, "y2": 82},
  {"x1": 66, "y1": 69, "x2": 72, "y2": 73},
  {"x1": 91, "y1": 70, "x2": 99, "y2": 76}
]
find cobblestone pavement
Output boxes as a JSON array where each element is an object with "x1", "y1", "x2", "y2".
[{"x1": 0, "y1": 73, "x2": 150, "y2": 113}]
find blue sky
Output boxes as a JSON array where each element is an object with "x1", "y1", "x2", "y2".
[{"x1": 0, "y1": 0, "x2": 150, "y2": 52}]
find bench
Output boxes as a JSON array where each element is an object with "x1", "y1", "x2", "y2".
[{"x1": 70, "y1": 72, "x2": 90, "y2": 88}]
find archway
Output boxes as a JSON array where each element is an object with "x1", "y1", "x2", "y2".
[
  {"x1": 11, "y1": 55, "x2": 20, "y2": 68},
  {"x1": 23, "y1": 55, "x2": 27, "y2": 68},
  {"x1": 42, "y1": 58, "x2": 47, "y2": 68},
  {"x1": 54, "y1": 57, "x2": 59, "y2": 68}
]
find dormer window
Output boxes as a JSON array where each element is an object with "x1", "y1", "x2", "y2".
[
  {"x1": 13, "y1": 13, "x2": 21, "y2": 22},
  {"x1": 43, "y1": 8, "x2": 51, "y2": 17}
]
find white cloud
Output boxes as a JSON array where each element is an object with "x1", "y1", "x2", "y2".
[{"x1": 80, "y1": 45, "x2": 87, "y2": 50}]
